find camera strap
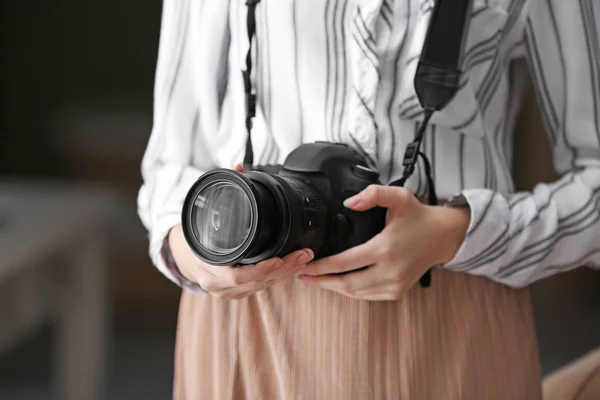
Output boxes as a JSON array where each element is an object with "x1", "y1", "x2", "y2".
[
  {"x1": 390, "y1": 0, "x2": 473, "y2": 287},
  {"x1": 389, "y1": 0, "x2": 473, "y2": 189},
  {"x1": 388, "y1": 0, "x2": 473, "y2": 287},
  {"x1": 242, "y1": 0, "x2": 262, "y2": 167},
  {"x1": 242, "y1": 0, "x2": 473, "y2": 287}
]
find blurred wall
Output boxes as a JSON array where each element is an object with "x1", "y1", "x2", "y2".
[
  {"x1": 1, "y1": 0, "x2": 181, "y2": 328},
  {"x1": 513, "y1": 72, "x2": 600, "y2": 309},
  {"x1": 2, "y1": 0, "x2": 160, "y2": 172}
]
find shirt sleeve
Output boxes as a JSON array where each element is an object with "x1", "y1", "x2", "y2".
[
  {"x1": 137, "y1": 0, "x2": 228, "y2": 291},
  {"x1": 443, "y1": 0, "x2": 600, "y2": 287}
]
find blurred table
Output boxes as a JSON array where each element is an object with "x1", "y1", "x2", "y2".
[{"x1": 0, "y1": 181, "x2": 115, "y2": 400}]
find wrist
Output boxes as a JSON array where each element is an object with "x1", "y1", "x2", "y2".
[
  {"x1": 167, "y1": 225, "x2": 204, "y2": 287},
  {"x1": 426, "y1": 205, "x2": 470, "y2": 265}
]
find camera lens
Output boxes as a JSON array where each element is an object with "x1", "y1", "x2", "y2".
[
  {"x1": 182, "y1": 168, "x2": 327, "y2": 266},
  {"x1": 190, "y1": 181, "x2": 253, "y2": 255}
]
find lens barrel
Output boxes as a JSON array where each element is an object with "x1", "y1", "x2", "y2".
[{"x1": 182, "y1": 169, "x2": 326, "y2": 266}]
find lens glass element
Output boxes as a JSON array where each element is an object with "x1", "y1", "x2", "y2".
[{"x1": 191, "y1": 182, "x2": 254, "y2": 255}]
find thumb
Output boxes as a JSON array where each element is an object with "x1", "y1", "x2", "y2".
[{"x1": 343, "y1": 185, "x2": 411, "y2": 211}]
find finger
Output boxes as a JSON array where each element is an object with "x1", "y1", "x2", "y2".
[
  {"x1": 212, "y1": 278, "x2": 278, "y2": 300},
  {"x1": 227, "y1": 250, "x2": 314, "y2": 294},
  {"x1": 226, "y1": 258, "x2": 283, "y2": 286},
  {"x1": 210, "y1": 279, "x2": 264, "y2": 299},
  {"x1": 197, "y1": 271, "x2": 227, "y2": 293},
  {"x1": 282, "y1": 249, "x2": 315, "y2": 270},
  {"x1": 353, "y1": 268, "x2": 423, "y2": 301},
  {"x1": 343, "y1": 185, "x2": 411, "y2": 211},
  {"x1": 299, "y1": 265, "x2": 376, "y2": 295},
  {"x1": 241, "y1": 278, "x2": 281, "y2": 298},
  {"x1": 353, "y1": 283, "x2": 406, "y2": 301},
  {"x1": 234, "y1": 164, "x2": 245, "y2": 172},
  {"x1": 223, "y1": 249, "x2": 313, "y2": 286},
  {"x1": 299, "y1": 239, "x2": 380, "y2": 276},
  {"x1": 264, "y1": 249, "x2": 315, "y2": 280},
  {"x1": 299, "y1": 274, "x2": 407, "y2": 302}
]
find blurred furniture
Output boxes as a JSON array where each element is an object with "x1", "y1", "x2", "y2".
[
  {"x1": 3, "y1": 0, "x2": 175, "y2": 328},
  {"x1": 0, "y1": 181, "x2": 115, "y2": 400},
  {"x1": 543, "y1": 348, "x2": 600, "y2": 400},
  {"x1": 52, "y1": 105, "x2": 182, "y2": 327}
]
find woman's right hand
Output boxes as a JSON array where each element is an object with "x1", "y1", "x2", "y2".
[
  {"x1": 168, "y1": 225, "x2": 314, "y2": 299},
  {"x1": 167, "y1": 164, "x2": 314, "y2": 300}
]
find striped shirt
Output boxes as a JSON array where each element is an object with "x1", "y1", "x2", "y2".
[{"x1": 138, "y1": 0, "x2": 600, "y2": 290}]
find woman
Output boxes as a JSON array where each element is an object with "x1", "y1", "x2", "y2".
[{"x1": 138, "y1": 0, "x2": 600, "y2": 398}]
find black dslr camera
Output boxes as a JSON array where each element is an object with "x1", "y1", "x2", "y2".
[{"x1": 182, "y1": 142, "x2": 387, "y2": 266}]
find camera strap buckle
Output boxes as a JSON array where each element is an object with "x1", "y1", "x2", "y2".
[{"x1": 402, "y1": 142, "x2": 420, "y2": 171}]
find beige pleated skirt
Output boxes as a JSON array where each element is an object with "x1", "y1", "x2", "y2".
[{"x1": 173, "y1": 268, "x2": 542, "y2": 400}]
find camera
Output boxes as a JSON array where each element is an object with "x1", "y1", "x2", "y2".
[{"x1": 181, "y1": 142, "x2": 387, "y2": 266}]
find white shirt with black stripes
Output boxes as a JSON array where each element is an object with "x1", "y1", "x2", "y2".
[{"x1": 138, "y1": 0, "x2": 600, "y2": 291}]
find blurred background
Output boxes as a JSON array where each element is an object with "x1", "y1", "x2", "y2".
[{"x1": 0, "y1": 1, "x2": 598, "y2": 399}]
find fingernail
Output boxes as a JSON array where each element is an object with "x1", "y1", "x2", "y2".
[
  {"x1": 273, "y1": 259, "x2": 284, "y2": 269},
  {"x1": 343, "y1": 195, "x2": 359, "y2": 208},
  {"x1": 297, "y1": 250, "x2": 314, "y2": 265}
]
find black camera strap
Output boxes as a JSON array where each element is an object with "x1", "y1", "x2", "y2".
[
  {"x1": 389, "y1": 0, "x2": 473, "y2": 287},
  {"x1": 242, "y1": 0, "x2": 473, "y2": 288},
  {"x1": 390, "y1": 0, "x2": 473, "y2": 188},
  {"x1": 242, "y1": 0, "x2": 262, "y2": 167}
]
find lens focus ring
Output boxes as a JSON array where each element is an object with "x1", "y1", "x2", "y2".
[
  {"x1": 269, "y1": 175, "x2": 303, "y2": 252},
  {"x1": 271, "y1": 175, "x2": 328, "y2": 255}
]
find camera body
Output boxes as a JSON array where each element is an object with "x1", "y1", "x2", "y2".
[
  {"x1": 248, "y1": 142, "x2": 386, "y2": 260},
  {"x1": 182, "y1": 141, "x2": 387, "y2": 266}
]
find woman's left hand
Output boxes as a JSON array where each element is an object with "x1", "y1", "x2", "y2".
[{"x1": 297, "y1": 185, "x2": 470, "y2": 301}]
